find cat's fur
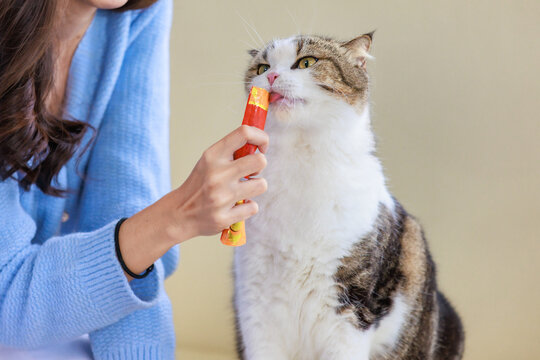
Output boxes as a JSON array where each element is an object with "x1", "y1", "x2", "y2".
[{"x1": 233, "y1": 33, "x2": 464, "y2": 360}]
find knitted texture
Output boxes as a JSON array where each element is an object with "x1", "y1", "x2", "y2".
[{"x1": 0, "y1": 0, "x2": 178, "y2": 359}]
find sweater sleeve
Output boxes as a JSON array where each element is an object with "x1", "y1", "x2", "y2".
[
  {"x1": 76, "y1": 0, "x2": 179, "y2": 279},
  {"x1": 0, "y1": 178, "x2": 162, "y2": 349},
  {"x1": 0, "y1": 1, "x2": 178, "y2": 356},
  {"x1": 76, "y1": 1, "x2": 178, "y2": 359}
]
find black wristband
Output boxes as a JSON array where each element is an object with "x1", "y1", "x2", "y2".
[{"x1": 114, "y1": 217, "x2": 154, "y2": 279}]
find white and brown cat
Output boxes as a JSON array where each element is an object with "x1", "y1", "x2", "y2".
[{"x1": 233, "y1": 33, "x2": 464, "y2": 360}]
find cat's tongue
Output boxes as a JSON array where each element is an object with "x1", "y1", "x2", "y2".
[{"x1": 269, "y1": 92, "x2": 284, "y2": 104}]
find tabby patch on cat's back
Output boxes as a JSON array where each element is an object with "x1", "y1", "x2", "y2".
[{"x1": 234, "y1": 33, "x2": 464, "y2": 360}]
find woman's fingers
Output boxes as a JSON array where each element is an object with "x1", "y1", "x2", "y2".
[
  {"x1": 220, "y1": 178, "x2": 266, "y2": 227},
  {"x1": 227, "y1": 200, "x2": 259, "y2": 225},
  {"x1": 233, "y1": 153, "x2": 267, "y2": 178},
  {"x1": 173, "y1": 125, "x2": 270, "y2": 237},
  {"x1": 235, "y1": 177, "x2": 268, "y2": 201},
  {"x1": 218, "y1": 125, "x2": 269, "y2": 156}
]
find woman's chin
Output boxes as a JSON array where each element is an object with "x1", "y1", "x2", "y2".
[{"x1": 85, "y1": 0, "x2": 129, "y2": 10}]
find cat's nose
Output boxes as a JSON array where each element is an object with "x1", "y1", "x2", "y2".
[{"x1": 267, "y1": 72, "x2": 280, "y2": 86}]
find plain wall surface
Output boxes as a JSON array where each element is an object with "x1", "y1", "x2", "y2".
[{"x1": 165, "y1": 0, "x2": 540, "y2": 359}]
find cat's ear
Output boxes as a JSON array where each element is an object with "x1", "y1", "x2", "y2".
[
  {"x1": 342, "y1": 31, "x2": 375, "y2": 69},
  {"x1": 247, "y1": 49, "x2": 259, "y2": 58}
]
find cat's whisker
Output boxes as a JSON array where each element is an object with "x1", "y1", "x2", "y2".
[
  {"x1": 237, "y1": 39, "x2": 260, "y2": 52},
  {"x1": 195, "y1": 81, "x2": 249, "y2": 87},
  {"x1": 199, "y1": 74, "x2": 248, "y2": 83},
  {"x1": 200, "y1": 71, "x2": 246, "y2": 77},
  {"x1": 201, "y1": 73, "x2": 245, "y2": 82},
  {"x1": 200, "y1": 76, "x2": 246, "y2": 80},
  {"x1": 246, "y1": 20, "x2": 266, "y2": 48},
  {"x1": 235, "y1": 10, "x2": 265, "y2": 48},
  {"x1": 285, "y1": 7, "x2": 301, "y2": 36},
  {"x1": 235, "y1": 11, "x2": 263, "y2": 50},
  {"x1": 237, "y1": 32, "x2": 260, "y2": 52},
  {"x1": 240, "y1": 22, "x2": 263, "y2": 51},
  {"x1": 308, "y1": 0, "x2": 320, "y2": 35}
]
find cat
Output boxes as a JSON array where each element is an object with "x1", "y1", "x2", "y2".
[{"x1": 233, "y1": 33, "x2": 464, "y2": 360}]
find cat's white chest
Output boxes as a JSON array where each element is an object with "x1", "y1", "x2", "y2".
[
  {"x1": 235, "y1": 244, "x2": 343, "y2": 357},
  {"x1": 235, "y1": 211, "x2": 378, "y2": 359},
  {"x1": 233, "y1": 110, "x2": 397, "y2": 359},
  {"x1": 234, "y1": 137, "x2": 391, "y2": 359}
]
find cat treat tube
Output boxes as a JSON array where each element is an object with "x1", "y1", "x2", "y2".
[{"x1": 220, "y1": 86, "x2": 270, "y2": 246}]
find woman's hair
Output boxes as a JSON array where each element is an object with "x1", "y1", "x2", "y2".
[{"x1": 0, "y1": 0, "x2": 157, "y2": 196}]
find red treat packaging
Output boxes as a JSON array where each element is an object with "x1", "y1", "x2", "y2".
[{"x1": 220, "y1": 86, "x2": 269, "y2": 246}]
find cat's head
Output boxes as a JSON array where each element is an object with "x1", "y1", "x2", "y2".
[{"x1": 245, "y1": 33, "x2": 374, "y2": 127}]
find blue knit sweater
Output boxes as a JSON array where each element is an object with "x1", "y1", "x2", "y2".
[{"x1": 0, "y1": 0, "x2": 178, "y2": 359}]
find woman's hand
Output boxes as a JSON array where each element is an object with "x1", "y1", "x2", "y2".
[
  {"x1": 117, "y1": 125, "x2": 269, "y2": 280},
  {"x1": 169, "y1": 125, "x2": 269, "y2": 240}
]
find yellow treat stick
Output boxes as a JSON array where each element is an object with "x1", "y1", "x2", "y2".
[
  {"x1": 220, "y1": 87, "x2": 269, "y2": 246},
  {"x1": 221, "y1": 201, "x2": 247, "y2": 247}
]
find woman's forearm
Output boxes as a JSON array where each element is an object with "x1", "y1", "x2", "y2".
[
  {"x1": 117, "y1": 125, "x2": 270, "y2": 281},
  {"x1": 117, "y1": 191, "x2": 191, "y2": 281}
]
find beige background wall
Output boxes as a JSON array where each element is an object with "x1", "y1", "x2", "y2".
[{"x1": 165, "y1": 0, "x2": 540, "y2": 359}]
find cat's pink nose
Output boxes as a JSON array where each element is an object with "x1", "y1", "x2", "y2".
[{"x1": 267, "y1": 72, "x2": 279, "y2": 86}]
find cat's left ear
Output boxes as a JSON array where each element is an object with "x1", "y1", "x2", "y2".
[{"x1": 342, "y1": 31, "x2": 374, "y2": 69}]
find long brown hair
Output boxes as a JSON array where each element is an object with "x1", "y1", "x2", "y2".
[{"x1": 0, "y1": 0, "x2": 157, "y2": 196}]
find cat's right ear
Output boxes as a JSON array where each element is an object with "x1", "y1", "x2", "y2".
[
  {"x1": 342, "y1": 31, "x2": 375, "y2": 69},
  {"x1": 248, "y1": 49, "x2": 259, "y2": 58}
]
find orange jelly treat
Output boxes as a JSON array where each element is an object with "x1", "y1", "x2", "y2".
[{"x1": 220, "y1": 87, "x2": 269, "y2": 246}]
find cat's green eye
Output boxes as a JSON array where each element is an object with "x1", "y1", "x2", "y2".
[
  {"x1": 297, "y1": 56, "x2": 318, "y2": 69},
  {"x1": 257, "y1": 64, "x2": 270, "y2": 75}
]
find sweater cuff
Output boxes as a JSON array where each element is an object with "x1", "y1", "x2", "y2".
[
  {"x1": 95, "y1": 344, "x2": 173, "y2": 360},
  {"x1": 98, "y1": 344, "x2": 174, "y2": 360},
  {"x1": 77, "y1": 220, "x2": 160, "y2": 321}
]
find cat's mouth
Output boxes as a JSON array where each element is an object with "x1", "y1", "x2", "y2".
[
  {"x1": 269, "y1": 92, "x2": 284, "y2": 103},
  {"x1": 269, "y1": 91, "x2": 304, "y2": 107}
]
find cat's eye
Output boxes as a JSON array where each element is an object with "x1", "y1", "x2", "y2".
[
  {"x1": 257, "y1": 64, "x2": 270, "y2": 75},
  {"x1": 297, "y1": 56, "x2": 318, "y2": 69}
]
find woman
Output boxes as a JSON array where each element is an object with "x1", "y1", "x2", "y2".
[{"x1": 0, "y1": 0, "x2": 268, "y2": 359}]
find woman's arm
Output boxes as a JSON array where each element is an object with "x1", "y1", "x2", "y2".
[
  {"x1": 0, "y1": 0, "x2": 268, "y2": 354},
  {"x1": 78, "y1": 1, "x2": 267, "y2": 359},
  {"x1": 0, "y1": 101, "x2": 267, "y2": 353},
  {"x1": 0, "y1": 179, "x2": 160, "y2": 348},
  {"x1": 118, "y1": 125, "x2": 269, "y2": 280},
  {"x1": 74, "y1": 0, "x2": 268, "y2": 282}
]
